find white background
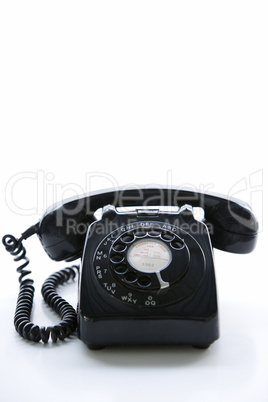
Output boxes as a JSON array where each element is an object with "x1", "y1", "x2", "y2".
[{"x1": 0, "y1": 1, "x2": 267, "y2": 401}]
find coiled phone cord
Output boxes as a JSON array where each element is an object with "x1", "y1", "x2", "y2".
[{"x1": 2, "y1": 234, "x2": 78, "y2": 343}]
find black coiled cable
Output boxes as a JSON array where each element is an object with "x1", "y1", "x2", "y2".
[{"x1": 2, "y1": 234, "x2": 79, "y2": 343}]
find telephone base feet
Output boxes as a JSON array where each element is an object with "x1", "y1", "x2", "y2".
[
  {"x1": 87, "y1": 344, "x2": 105, "y2": 350},
  {"x1": 192, "y1": 344, "x2": 211, "y2": 349}
]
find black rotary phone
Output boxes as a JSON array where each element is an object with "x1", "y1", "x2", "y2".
[{"x1": 3, "y1": 187, "x2": 258, "y2": 349}]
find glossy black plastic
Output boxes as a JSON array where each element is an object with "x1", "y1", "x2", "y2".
[
  {"x1": 78, "y1": 207, "x2": 219, "y2": 348},
  {"x1": 37, "y1": 187, "x2": 258, "y2": 261}
]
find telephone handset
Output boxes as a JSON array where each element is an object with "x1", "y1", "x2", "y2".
[{"x1": 3, "y1": 186, "x2": 258, "y2": 349}]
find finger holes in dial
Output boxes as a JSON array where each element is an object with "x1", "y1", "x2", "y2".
[
  {"x1": 161, "y1": 232, "x2": 175, "y2": 242},
  {"x1": 134, "y1": 230, "x2": 147, "y2": 238},
  {"x1": 114, "y1": 264, "x2": 128, "y2": 275},
  {"x1": 121, "y1": 233, "x2": 135, "y2": 243},
  {"x1": 110, "y1": 254, "x2": 124, "y2": 264},
  {"x1": 148, "y1": 229, "x2": 161, "y2": 237},
  {"x1": 137, "y1": 275, "x2": 151, "y2": 287},
  {"x1": 124, "y1": 271, "x2": 137, "y2": 283},
  {"x1": 171, "y1": 239, "x2": 185, "y2": 250},
  {"x1": 112, "y1": 243, "x2": 127, "y2": 252}
]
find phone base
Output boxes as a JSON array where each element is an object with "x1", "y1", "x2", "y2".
[{"x1": 79, "y1": 315, "x2": 219, "y2": 349}]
